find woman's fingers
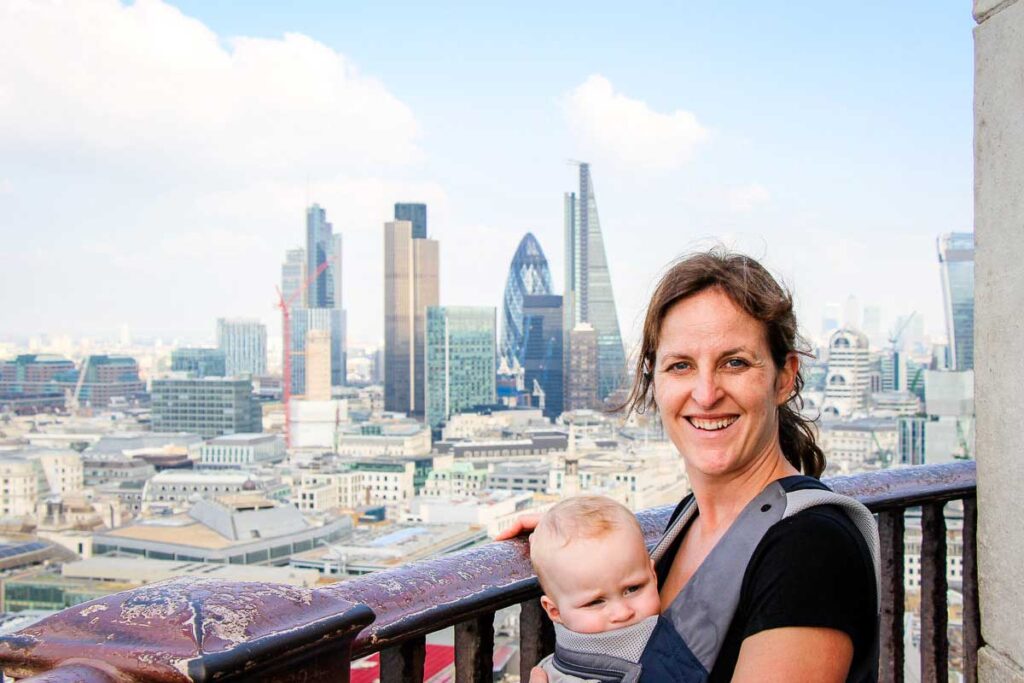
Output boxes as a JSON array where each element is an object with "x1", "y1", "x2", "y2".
[
  {"x1": 529, "y1": 665, "x2": 549, "y2": 683},
  {"x1": 493, "y1": 512, "x2": 543, "y2": 541}
]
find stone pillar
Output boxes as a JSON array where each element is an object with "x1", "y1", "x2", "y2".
[{"x1": 974, "y1": 0, "x2": 1024, "y2": 679}]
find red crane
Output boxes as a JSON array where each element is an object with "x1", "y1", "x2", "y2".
[{"x1": 276, "y1": 260, "x2": 330, "y2": 449}]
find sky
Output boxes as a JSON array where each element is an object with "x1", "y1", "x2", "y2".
[{"x1": 0, "y1": 0, "x2": 975, "y2": 351}]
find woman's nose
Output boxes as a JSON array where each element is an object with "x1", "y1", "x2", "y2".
[{"x1": 691, "y1": 369, "x2": 721, "y2": 408}]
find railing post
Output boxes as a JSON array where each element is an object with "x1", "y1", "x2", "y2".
[
  {"x1": 920, "y1": 502, "x2": 949, "y2": 683},
  {"x1": 962, "y1": 496, "x2": 982, "y2": 683},
  {"x1": 878, "y1": 509, "x2": 905, "y2": 683},
  {"x1": 379, "y1": 636, "x2": 425, "y2": 683},
  {"x1": 455, "y1": 612, "x2": 494, "y2": 683},
  {"x1": 519, "y1": 598, "x2": 555, "y2": 676}
]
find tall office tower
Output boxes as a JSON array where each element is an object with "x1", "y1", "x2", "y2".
[
  {"x1": 937, "y1": 232, "x2": 975, "y2": 371},
  {"x1": 522, "y1": 294, "x2": 564, "y2": 419},
  {"x1": 563, "y1": 162, "x2": 625, "y2": 402},
  {"x1": 394, "y1": 203, "x2": 427, "y2": 240},
  {"x1": 216, "y1": 319, "x2": 267, "y2": 377},
  {"x1": 288, "y1": 308, "x2": 339, "y2": 395},
  {"x1": 566, "y1": 323, "x2": 598, "y2": 411},
  {"x1": 501, "y1": 233, "x2": 554, "y2": 366},
  {"x1": 151, "y1": 377, "x2": 261, "y2": 438},
  {"x1": 304, "y1": 329, "x2": 332, "y2": 401},
  {"x1": 823, "y1": 329, "x2": 871, "y2": 416},
  {"x1": 880, "y1": 348, "x2": 908, "y2": 393},
  {"x1": 171, "y1": 348, "x2": 226, "y2": 378},
  {"x1": 425, "y1": 306, "x2": 497, "y2": 428},
  {"x1": 384, "y1": 219, "x2": 439, "y2": 417},
  {"x1": 281, "y1": 248, "x2": 306, "y2": 307},
  {"x1": 302, "y1": 204, "x2": 348, "y2": 386}
]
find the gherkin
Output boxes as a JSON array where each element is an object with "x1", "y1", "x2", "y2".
[
  {"x1": 501, "y1": 233, "x2": 554, "y2": 365},
  {"x1": 564, "y1": 163, "x2": 626, "y2": 401}
]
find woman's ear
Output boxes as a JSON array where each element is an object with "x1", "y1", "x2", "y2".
[{"x1": 775, "y1": 352, "x2": 799, "y2": 405}]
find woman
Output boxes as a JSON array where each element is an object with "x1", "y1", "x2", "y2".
[{"x1": 500, "y1": 250, "x2": 878, "y2": 682}]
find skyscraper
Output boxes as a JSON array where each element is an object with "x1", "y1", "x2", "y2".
[
  {"x1": 425, "y1": 306, "x2": 496, "y2": 428},
  {"x1": 823, "y1": 329, "x2": 871, "y2": 416},
  {"x1": 298, "y1": 205, "x2": 347, "y2": 388},
  {"x1": 281, "y1": 248, "x2": 306, "y2": 308},
  {"x1": 501, "y1": 233, "x2": 554, "y2": 366},
  {"x1": 384, "y1": 219, "x2": 439, "y2": 417},
  {"x1": 288, "y1": 308, "x2": 341, "y2": 396},
  {"x1": 394, "y1": 203, "x2": 427, "y2": 240},
  {"x1": 522, "y1": 294, "x2": 564, "y2": 419},
  {"x1": 937, "y1": 232, "x2": 975, "y2": 371},
  {"x1": 216, "y1": 319, "x2": 267, "y2": 377},
  {"x1": 566, "y1": 323, "x2": 599, "y2": 411},
  {"x1": 304, "y1": 329, "x2": 332, "y2": 401},
  {"x1": 564, "y1": 163, "x2": 625, "y2": 402}
]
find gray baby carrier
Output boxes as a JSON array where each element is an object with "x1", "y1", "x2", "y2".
[{"x1": 540, "y1": 477, "x2": 881, "y2": 683}]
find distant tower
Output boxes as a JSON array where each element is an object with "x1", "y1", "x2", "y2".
[
  {"x1": 823, "y1": 329, "x2": 871, "y2": 416},
  {"x1": 522, "y1": 295, "x2": 564, "y2": 420},
  {"x1": 217, "y1": 319, "x2": 267, "y2": 377},
  {"x1": 501, "y1": 233, "x2": 554, "y2": 366},
  {"x1": 425, "y1": 306, "x2": 497, "y2": 428},
  {"x1": 566, "y1": 323, "x2": 599, "y2": 411},
  {"x1": 384, "y1": 217, "x2": 439, "y2": 418},
  {"x1": 281, "y1": 248, "x2": 306, "y2": 309},
  {"x1": 394, "y1": 203, "x2": 427, "y2": 240},
  {"x1": 303, "y1": 204, "x2": 347, "y2": 387},
  {"x1": 304, "y1": 329, "x2": 332, "y2": 401},
  {"x1": 937, "y1": 233, "x2": 975, "y2": 371},
  {"x1": 564, "y1": 163, "x2": 625, "y2": 402}
]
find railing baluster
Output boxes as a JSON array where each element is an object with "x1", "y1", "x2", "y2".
[
  {"x1": 878, "y1": 509, "x2": 905, "y2": 683},
  {"x1": 920, "y1": 502, "x2": 948, "y2": 683},
  {"x1": 962, "y1": 496, "x2": 982, "y2": 683},
  {"x1": 519, "y1": 598, "x2": 555, "y2": 676},
  {"x1": 455, "y1": 612, "x2": 494, "y2": 683},
  {"x1": 380, "y1": 635, "x2": 425, "y2": 683}
]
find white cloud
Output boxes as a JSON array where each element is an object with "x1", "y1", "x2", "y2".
[
  {"x1": 0, "y1": 178, "x2": 12, "y2": 194},
  {"x1": 728, "y1": 183, "x2": 771, "y2": 212},
  {"x1": 563, "y1": 75, "x2": 709, "y2": 171},
  {"x1": 0, "y1": 0, "x2": 421, "y2": 179}
]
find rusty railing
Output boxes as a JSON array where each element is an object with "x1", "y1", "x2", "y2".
[{"x1": 0, "y1": 461, "x2": 978, "y2": 682}]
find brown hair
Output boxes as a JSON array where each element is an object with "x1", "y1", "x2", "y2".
[{"x1": 623, "y1": 248, "x2": 825, "y2": 478}]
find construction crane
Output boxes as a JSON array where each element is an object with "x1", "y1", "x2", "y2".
[
  {"x1": 276, "y1": 260, "x2": 330, "y2": 449},
  {"x1": 888, "y1": 311, "x2": 917, "y2": 350}
]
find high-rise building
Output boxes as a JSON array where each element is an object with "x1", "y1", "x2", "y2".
[
  {"x1": 880, "y1": 349, "x2": 908, "y2": 393},
  {"x1": 564, "y1": 162, "x2": 625, "y2": 402},
  {"x1": 281, "y1": 248, "x2": 306, "y2": 308},
  {"x1": 394, "y1": 203, "x2": 427, "y2": 240},
  {"x1": 170, "y1": 348, "x2": 226, "y2": 378},
  {"x1": 425, "y1": 306, "x2": 496, "y2": 428},
  {"x1": 823, "y1": 329, "x2": 871, "y2": 416},
  {"x1": 501, "y1": 233, "x2": 554, "y2": 367},
  {"x1": 216, "y1": 318, "x2": 267, "y2": 377},
  {"x1": 384, "y1": 219, "x2": 439, "y2": 417},
  {"x1": 522, "y1": 294, "x2": 564, "y2": 419},
  {"x1": 62, "y1": 356, "x2": 146, "y2": 408},
  {"x1": 304, "y1": 329, "x2": 332, "y2": 401},
  {"x1": 937, "y1": 232, "x2": 975, "y2": 371},
  {"x1": 288, "y1": 308, "x2": 344, "y2": 395},
  {"x1": 304, "y1": 205, "x2": 347, "y2": 386},
  {"x1": 151, "y1": 377, "x2": 261, "y2": 438},
  {"x1": 566, "y1": 323, "x2": 598, "y2": 411}
]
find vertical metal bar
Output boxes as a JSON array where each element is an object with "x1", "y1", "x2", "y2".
[
  {"x1": 519, "y1": 598, "x2": 555, "y2": 676},
  {"x1": 455, "y1": 612, "x2": 494, "y2": 683},
  {"x1": 962, "y1": 496, "x2": 982, "y2": 683},
  {"x1": 878, "y1": 509, "x2": 905, "y2": 683},
  {"x1": 380, "y1": 636, "x2": 425, "y2": 683},
  {"x1": 920, "y1": 502, "x2": 948, "y2": 683}
]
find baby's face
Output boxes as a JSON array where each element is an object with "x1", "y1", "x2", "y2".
[{"x1": 540, "y1": 526, "x2": 661, "y2": 634}]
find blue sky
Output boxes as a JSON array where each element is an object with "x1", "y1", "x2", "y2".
[{"x1": 0, "y1": 0, "x2": 973, "y2": 349}]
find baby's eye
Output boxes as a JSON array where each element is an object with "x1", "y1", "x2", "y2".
[
  {"x1": 584, "y1": 598, "x2": 605, "y2": 608},
  {"x1": 624, "y1": 584, "x2": 642, "y2": 595}
]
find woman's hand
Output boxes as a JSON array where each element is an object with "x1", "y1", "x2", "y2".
[
  {"x1": 529, "y1": 666, "x2": 549, "y2": 682},
  {"x1": 493, "y1": 512, "x2": 542, "y2": 541}
]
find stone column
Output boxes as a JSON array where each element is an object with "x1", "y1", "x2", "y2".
[{"x1": 974, "y1": 0, "x2": 1024, "y2": 678}]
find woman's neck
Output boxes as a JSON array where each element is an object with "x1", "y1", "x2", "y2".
[{"x1": 688, "y1": 446, "x2": 800, "y2": 534}]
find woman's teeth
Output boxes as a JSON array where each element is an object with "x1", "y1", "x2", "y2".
[{"x1": 687, "y1": 416, "x2": 739, "y2": 431}]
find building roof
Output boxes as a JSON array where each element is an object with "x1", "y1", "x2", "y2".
[
  {"x1": 62, "y1": 557, "x2": 320, "y2": 587},
  {"x1": 206, "y1": 433, "x2": 279, "y2": 445}
]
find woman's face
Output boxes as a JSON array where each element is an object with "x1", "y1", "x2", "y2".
[{"x1": 652, "y1": 287, "x2": 797, "y2": 481}]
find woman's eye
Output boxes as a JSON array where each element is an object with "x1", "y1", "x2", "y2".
[
  {"x1": 724, "y1": 358, "x2": 748, "y2": 369},
  {"x1": 669, "y1": 361, "x2": 690, "y2": 372}
]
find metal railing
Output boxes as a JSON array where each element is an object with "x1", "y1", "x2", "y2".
[{"x1": 0, "y1": 461, "x2": 978, "y2": 682}]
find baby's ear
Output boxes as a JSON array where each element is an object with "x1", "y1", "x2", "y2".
[
  {"x1": 540, "y1": 595, "x2": 562, "y2": 624},
  {"x1": 649, "y1": 557, "x2": 657, "y2": 576}
]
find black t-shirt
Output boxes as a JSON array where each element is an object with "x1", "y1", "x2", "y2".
[{"x1": 657, "y1": 477, "x2": 878, "y2": 682}]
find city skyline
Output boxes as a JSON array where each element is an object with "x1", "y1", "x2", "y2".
[{"x1": 1, "y1": 1, "x2": 972, "y2": 349}]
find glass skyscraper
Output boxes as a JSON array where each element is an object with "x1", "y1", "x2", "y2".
[
  {"x1": 564, "y1": 162, "x2": 626, "y2": 402},
  {"x1": 522, "y1": 294, "x2": 564, "y2": 419},
  {"x1": 501, "y1": 232, "x2": 554, "y2": 366},
  {"x1": 394, "y1": 203, "x2": 427, "y2": 240},
  {"x1": 937, "y1": 232, "x2": 975, "y2": 371},
  {"x1": 216, "y1": 318, "x2": 267, "y2": 377},
  {"x1": 425, "y1": 306, "x2": 496, "y2": 429},
  {"x1": 298, "y1": 205, "x2": 347, "y2": 388}
]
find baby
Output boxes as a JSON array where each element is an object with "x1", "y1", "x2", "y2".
[{"x1": 529, "y1": 496, "x2": 662, "y2": 681}]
